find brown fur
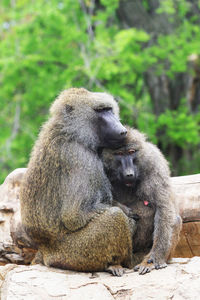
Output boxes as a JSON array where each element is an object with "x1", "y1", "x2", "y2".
[
  {"x1": 20, "y1": 88, "x2": 135, "y2": 275},
  {"x1": 102, "y1": 127, "x2": 182, "y2": 274}
]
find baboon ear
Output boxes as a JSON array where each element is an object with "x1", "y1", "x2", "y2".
[{"x1": 65, "y1": 105, "x2": 74, "y2": 113}]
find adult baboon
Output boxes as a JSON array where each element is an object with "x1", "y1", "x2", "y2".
[
  {"x1": 20, "y1": 88, "x2": 136, "y2": 276},
  {"x1": 102, "y1": 127, "x2": 182, "y2": 275}
]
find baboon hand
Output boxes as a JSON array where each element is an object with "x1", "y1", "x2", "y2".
[{"x1": 128, "y1": 212, "x2": 140, "y2": 221}]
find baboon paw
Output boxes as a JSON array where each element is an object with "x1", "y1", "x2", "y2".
[
  {"x1": 106, "y1": 265, "x2": 125, "y2": 277},
  {"x1": 134, "y1": 262, "x2": 155, "y2": 275},
  {"x1": 139, "y1": 263, "x2": 155, "y2": 275},
  {"x1": 149, "y1": 255, "x2": 167, "y2": 270},
  {"x1": 133, "y1": 264, "x2": 140, "y2": 272},
  {"x1": 155, "y1": 262, "x2": 167, "y2": 270},
  {"x1": 128, "y1": 212, "x2": 140, "y2": 221}
]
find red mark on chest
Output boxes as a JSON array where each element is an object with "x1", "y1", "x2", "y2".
[{"x1": 144, "y1": 200, "x2": 149, "y2": 206}]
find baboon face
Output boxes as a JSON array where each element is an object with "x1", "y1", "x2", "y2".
[
  {"x1": 103, "y1": 148, "x2": 139, "y2": 188},
  {"x1": 50, "y1": 88, "x2": 127, "y2": 149},
  {"x1": 95, "y1": 107, "x2": 127, "y2": 148},
  {"x1": 113, "y1": 149, "x2": 139, "y2": 187}
]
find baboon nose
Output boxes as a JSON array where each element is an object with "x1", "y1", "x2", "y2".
[
  {"x1": 120, "y1": 129, "x2": 127, "y2": 136},
  {"x1": 126, "y1": 173, "x2": 134, "y2": 177}
]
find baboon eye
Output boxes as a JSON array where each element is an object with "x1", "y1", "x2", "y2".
[
  {"x1": 128, "y1": 149, "x2": 136, "y2": 155},
  {"x1": 65, "y1": 105, "x2": 73, "y2": 113},
  {"x1": 94, "y1": 107, "x2": 112, "y2": 112},
  {"x1": 114, "y1": 151, "x2": 124, "y2": 156}
]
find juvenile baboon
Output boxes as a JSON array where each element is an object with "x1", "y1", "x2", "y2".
[
  {"x1": 102, "y1": 127, "x2": 182, "y2": 275},
  {"x1": 20, "y1": 88, "x2": 136, "y2": 276}
]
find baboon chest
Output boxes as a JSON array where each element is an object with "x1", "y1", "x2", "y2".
[{"x1": 125, "y1": 199, "x2": 156, "y2": 252}]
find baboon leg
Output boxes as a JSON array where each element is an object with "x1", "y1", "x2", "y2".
[{"x1": 41, "y1": 207, "x2": 135, "y2": 274}]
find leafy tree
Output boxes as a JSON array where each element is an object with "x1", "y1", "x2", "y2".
[{"x1": 0, "y1": 0, "x2": 199, "y2": 183}]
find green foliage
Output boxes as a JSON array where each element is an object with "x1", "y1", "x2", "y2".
[
  {"x1": 157, "y1": 0, "x2": 190, "y2": 17},
  {"x1": 158, "y1": 105, "x2": 200, "y2": 148},
  {"x1": 146, "y1": 21, "x2": 200, "y2": 77},
  {"x1": 0, "y1": 0, "x2": 200, "y2": 182}
]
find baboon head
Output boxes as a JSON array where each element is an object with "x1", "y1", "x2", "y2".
[
  {"x1": 50, "y1": 88, "x2": 127, "y2": 149},
  {"x1": 102, "y1": 128, "x2": 146, "y2": 188}
]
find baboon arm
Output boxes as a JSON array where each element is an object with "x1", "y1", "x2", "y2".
[
  {"x1": 148, "y1": 202, "x2": 176, "y2": 265},
  {"x1": 61, "y1": 199, "x2": 109, "y2": 233},
  {"x1": 134, "y1": 203, "x2": 176, "y2": 275},
  {"x1": 60, "y1": 143, "x2": 111, "y2": 232},
  {"x1": 61, "y1": 174, "x2": 109, "y2": 232}
]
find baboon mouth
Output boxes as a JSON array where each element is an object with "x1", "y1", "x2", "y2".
[{"x1": 125, "y1": 182, "x2": 134, "y2": 187}]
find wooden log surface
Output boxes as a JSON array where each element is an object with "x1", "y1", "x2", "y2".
[
  {"x1": 171, "y1": 174, "x2": 200, "y2": 257},
  {"x1": 171, "y1": 174, "x2": 200, "y2": 222},
  {"x1": 0, "y1": 169, "x2": 200, "y2": 264},
  {"x1": 174, "y1": 222, "x2": 200, "y2": 258}
]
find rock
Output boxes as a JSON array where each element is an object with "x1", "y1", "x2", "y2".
[
  {"x1": 0, "y1": 169, "x2": 36, "y2": 265},
  {"x1": 0, "y1": 257, "x2": 200, "y2": 299}
]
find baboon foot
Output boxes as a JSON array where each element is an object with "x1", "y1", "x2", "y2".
[
  {"x1": 134, "y1": 261, "x2": 155, "y2": 275},
  {"x1": 134, "y1": 257, "x2": 167, "y2": 275},
  {"x1": 154, "y1": 262, "x2": 167, "y2": 270},
  {"x1": 31, "y1": 251, "x2": 43, "y2": 265},
  {"x1": 147, "y1": 258, "x2": 167, "y2": 270},
  {"x1": 106, "y1": 265, "x2": 125, "y2": 277}
]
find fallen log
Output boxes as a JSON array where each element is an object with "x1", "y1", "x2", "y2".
[
  {"x1": 171, "y1": 174, "x2": 200, "y2": 222},
  {"x1": 0, "y1": 169, "x2": 199, "y2": 265},
  {"x1": 171, "y1": 174, "x2": 200, "y2": 258}
]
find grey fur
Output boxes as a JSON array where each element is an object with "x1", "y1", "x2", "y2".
[
  {"x1": 102, "y1": 127, "x2": 182, "y2": 274},
  {"x1": 20, "y1": 88, "x2": 135, "y2": 274}
]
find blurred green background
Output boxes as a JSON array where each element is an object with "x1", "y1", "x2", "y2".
[{"x1": 0, "y1": 0, "x2": 200, "y2": 183}]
